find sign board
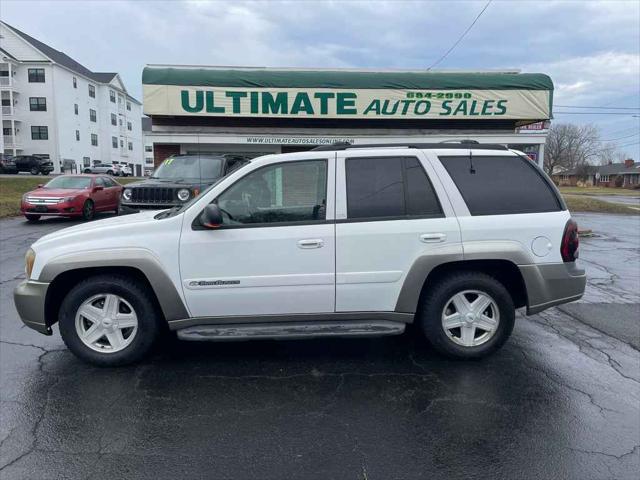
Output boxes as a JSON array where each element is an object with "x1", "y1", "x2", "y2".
[{"x1": 143, "y1": 68, "x2": 554, "y2": 121}]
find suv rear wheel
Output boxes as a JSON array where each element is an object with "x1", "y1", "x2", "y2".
[
  {"x1": 58, "y1": 274, "x2": 161, "y2": 366},
  {"x1": 30, "y1": 166, "x2": 39, "y2": 175},
  {"x1": 418, "y1": 271, "x2": 515, "y2": 359}
]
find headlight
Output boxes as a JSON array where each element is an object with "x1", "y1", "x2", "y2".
[
  {"x1": 122, "y1": 189, "x2": 132, "y2": 201},
  {"x1": 177, "y1": 188, "x2": 190, "y2": 201},
  {"x1": 25, "y1": 248, "x2": 35, "y2": 279},
  {"x1": 59, "y1": 196, "x2": 76, "y2": 203}
]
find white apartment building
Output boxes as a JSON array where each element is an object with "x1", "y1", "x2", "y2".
[{"x1": 0, "y1": 21, "x2": 144, "y2": 175}]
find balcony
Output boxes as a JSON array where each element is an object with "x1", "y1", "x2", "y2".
[
  {"x1": 1, "y1": 105, "x2": 14, "y2": 116},
  {"x1": 3, "y1": 135, "x2": 21, "y2": 148}
]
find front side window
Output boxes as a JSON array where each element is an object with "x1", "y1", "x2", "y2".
[
  {"x1": 31, "y1": 126, "x2": 48, "y2": 140},
  {"x1": 89, "y1": 109, "x2": 97, "y2": 122},
  {"x1": 29, "y1": 97, "x2": 47, "y2": 111},
  {"x1": 88, "y1": 84, "x2": 96, "y2": 98},
  {"x1": 439, "y1": 155, "x2": 563, "y2": 216},
  {"x1": 345, "y1": 156, "x2": 442, "y2": 220},
  {"x1": 28, "y1": 68, "x2": 45, "y2": 82},
  {"x1": 216, "y1": 160, "x2": 327, "y2": 226},
  {"x1": 91, "y1": 134, "x2": 98, "y2": 146}
]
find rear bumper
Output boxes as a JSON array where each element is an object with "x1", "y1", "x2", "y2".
[
  {"x1": 13, "y1": 280, "x2": 51, "y2": 335},
  {"x1": 519, "y1": 262, "x2": 586, "y2": 315}
]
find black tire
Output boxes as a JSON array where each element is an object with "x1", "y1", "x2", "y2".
[
  {"x1": 25, "y1": 214, "x2": 41, "y2": 222},
  {"x1": 106, "y1": 170, "x2": 114, "y2": 176},
  {"x1": 58, "y1": 274, "x2": 161, "y2": 366},
  {"x1": 81, "y1": 199, "x2": 95, "y2": 221},
  {"x1": 418, "y1": 271, "x2": 515, "y2": 359},
  {"x1": 84, "y1": 169, "x2": 92, "y2": 174},
  {"x1": 30, "y1": 167, "x2": 39, "y2": 175}
]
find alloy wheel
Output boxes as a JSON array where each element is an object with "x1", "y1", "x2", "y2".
[
  {"x1": 441, "y1": 290, "x2": 500, "y2": 347},
  {"x1": 75, "y1": 293, "x2": 139, "y2": 353}
]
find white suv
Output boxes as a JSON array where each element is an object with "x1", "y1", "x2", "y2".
[{"x1": 14, "y1": 143, "x2": 586, "y2": 366}]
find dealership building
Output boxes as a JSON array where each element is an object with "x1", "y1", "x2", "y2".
[{"x1": 142, "y1": 66, "x2": 552, "y2": 169}]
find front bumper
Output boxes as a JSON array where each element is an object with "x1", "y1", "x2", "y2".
[
  {"x1": 21, "y1": 200, "x2": 81, "y2": 216},
  {"x1": 519, "y1": 262, "x2": 587, "y2": 315},
  {"x1": 14, "y1": 280, "x2": 51, "y2": 335}
]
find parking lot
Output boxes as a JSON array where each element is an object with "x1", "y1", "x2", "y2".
[{"x1": 0, "y1": 213, "x2": 638, "y2": 479}]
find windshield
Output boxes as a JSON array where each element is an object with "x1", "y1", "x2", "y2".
[
  {"x1": 151, "y1": 155, "x2": 223, "y2": 182},
  {"x1": 45, "y1": 176, "x2": 92, "y2": 189}
]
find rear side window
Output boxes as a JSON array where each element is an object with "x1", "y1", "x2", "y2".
[
  {"x1": 345, "y1": 156, "x2": 442, "y2": 220},
  {"x1": 439, "y1": 155, "x2": 562, "y2": 215}
]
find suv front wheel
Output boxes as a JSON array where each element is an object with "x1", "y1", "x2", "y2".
[
  {"x1": 419, "y1": 271, "x2": 515, "y2": 359},
  {"x1": 58, "y1": 274, "x2": 161, "y2": 366}
]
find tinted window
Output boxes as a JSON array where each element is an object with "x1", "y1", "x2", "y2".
[
  {"x1": 102, "y1": 177, "x2": 117, "y2": 187},
  {"x1": 94, "y1": 177, "x2": 106, "y2": 187},
  {"x1": 439, "y1": 155, "x2": 562, "y2": 216},
  {"x1": 346, "y1": 156, "x2": 442, "y2": 219},
  {"x1": 216, "y1": 160, "x2": 327, "y2": 225}
]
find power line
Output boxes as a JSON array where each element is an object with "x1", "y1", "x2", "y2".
[
  {"x1": 553, "y1": 112, "x2": 639, "y2": 115},
  {"x1": 600, "y1": 132, "x2": 640, "y2": 142},
  {"x1": 427, "y1": 0, "x2": 492, "y2": 70},
  {"x1": 554, "y1": 105, "x2": 640, "y2": 110},
  {"x1": 617, "y1": 141, "x2": 640, "y2": 148}
]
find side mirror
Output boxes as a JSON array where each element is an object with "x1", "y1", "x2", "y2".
[
  {"x1": 93, "y1": 186, "x2": 104, "y2": 192},
  {"x1": 200, "y1": 204, "x2": 223, "y2": 228},
  {"x1": 36, "y1": 184, "x2": 43, "y2": 188}
]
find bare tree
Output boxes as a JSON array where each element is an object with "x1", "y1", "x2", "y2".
[
  {"x1": 597, "y1": 142, "x2": 618, "y2": 165},
  {"x1": 544, "y1": 123, "x2": 601, "y2": 175}
]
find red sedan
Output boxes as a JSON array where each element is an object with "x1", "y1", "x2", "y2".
[{"x1": 21, "y1": 174, "x2": 122, "y2": 222}]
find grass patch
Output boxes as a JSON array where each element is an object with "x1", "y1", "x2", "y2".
[
  {"x1": 564, "y1": 195, "x2": 640, "y2": 215},
  {"x1": 559, "y1": 186, "x2": 639, "y2": 197},
  {"x1": 0, "y1": 176, "x2": 141, "y2": 218}
]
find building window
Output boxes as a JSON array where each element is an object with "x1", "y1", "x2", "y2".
[
  {"x1": 88, "y1": 84, "x2": 96, "y2": 98},
  {"x1": 28, "y1": 68, "x2": 45, "y2": 82},
  {"x1": 110, "y1": 90, "x2": 116, "y2": 103},
  {"x1": 91, "y1": 134, "x2": 98, "y2": 146},
  {"x1": 145, "y1": 157, "x2": 154, "y2": 164},
  {"x1": 126, "y1": 101, "x2": 131, "y2": 111},
  {"x1": 128, "y1": 142, "x2": 133, "y2": 151},
  {"x1": 3, "y1": 127, "x2": 13, "y2": 136},
  {"x1": 29, "y1": 97, "x2": 47, "y2": 111},
  {"x1": 600, "y1": 175, "x2": 610, "y2": 183},
  {"x1": 127, "y1": 121, "x2": 132, "y2": 131},
  {"x1": 74, "y1": 103, "x2": 78, "y2": 115},
  {"x1": 119, "y1": 118, "x2": 123, "y2": 126},
  {"x1": 111, "y1": 113, "x2": 117, "y2": 126},
  {"x1": 120, "y1": 139, "x2": 124, "y2": 148},
  {"x1": 73, "y1": 77, "x2": 77, "y2": 88},
  {"x1": 31, "y1": 126, "x2": 48, "y2": 140},
  {"x1": 118, "y1": 94, "x2": 123, "y2": 104},
  {"x1": 145, "y1": 145, "x2": 153, "y2": 152},
  {"x1": 83, "y1": 157, "x2": 90, "y2": 167},
  {"x1": 76, "y1": 130, "x2": 80, "y2": 141},
  {"x1": 89, "y1": 109, "x2": 97, "y2": 122},
  {"x1": 112, "y1": 136, "x2": 118, "y2": 148}
]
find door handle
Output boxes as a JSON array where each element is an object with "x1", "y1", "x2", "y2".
[
  {"x1": 297, "y1": 239, "x2": 324, "y2": 249},
  {"x1": 420, "y1": 233, "x2": 446, "y2": 243}
]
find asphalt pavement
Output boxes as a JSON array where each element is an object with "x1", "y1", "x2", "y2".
[{"x1": 0, "y1": 213, "x2": 638, "y2": 480}]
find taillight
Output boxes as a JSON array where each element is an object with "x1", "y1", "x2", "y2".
[{"x1": 561, "y1": 219, "x2": 579, "y2": 262}]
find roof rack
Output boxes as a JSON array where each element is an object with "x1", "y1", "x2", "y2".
[{"x1": 311, "y1": 141, "x2": 508, "y2": 151}]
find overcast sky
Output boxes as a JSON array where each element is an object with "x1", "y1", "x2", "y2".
[{"x1": 2, "y1": 0, "x2": 639, "y2": 158}]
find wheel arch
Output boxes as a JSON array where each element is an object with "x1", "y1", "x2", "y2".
[
  {"x1": 40, "y1": 250, "x2": 189, "y2": 329},
  {"x1": 395, "y1": 258, "x2": 528, "y2": 314}
]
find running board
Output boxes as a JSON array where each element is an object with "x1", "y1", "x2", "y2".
[{"x1": 176, "y1": 320, "x2": 406, "y2": 342}]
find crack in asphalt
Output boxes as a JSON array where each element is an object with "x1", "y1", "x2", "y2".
[{"x1": 569, "y1": 444, "x2": 640, "y2": 461}]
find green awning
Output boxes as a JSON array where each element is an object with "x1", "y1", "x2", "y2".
[{"x1": 143, "y1": 67, "x2": 553, "y2": 91}]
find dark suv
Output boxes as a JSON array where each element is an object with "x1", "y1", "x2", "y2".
[
  {"x1": 120, "y1": 154, "x2": 248, "y2": 212},
  {"x1": 14, "y1": 155, "x2": 54, "y2": 175},
  {"x1": 0, "y1": 154, "x2": 17, "y2": 174}
]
